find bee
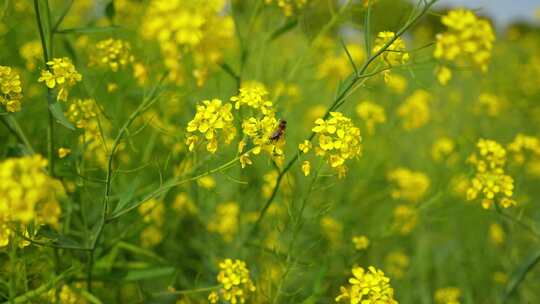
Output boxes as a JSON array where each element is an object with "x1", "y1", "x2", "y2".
[{"x1": 269, "y1": 119, "x2": 287, "y2": 142}]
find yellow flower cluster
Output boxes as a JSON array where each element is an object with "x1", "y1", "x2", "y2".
[
  {"x1": 489, "y1": 222, "x2": 505, "y2": 246},
  {"x1": 208, "y1": 259, "x2": 256, "y2": 304},
  {"x1": 384, "y1": 250, "x2": 410, "y2": 279},
  {"x1": 207, "y1": 201, "x2": 239, "y2": 243},
  {"x1": 335, "y1": 266, "x2": 398, "y2": 304},
  {"x1": 434, "y1": 287, "x2": 461, "y2": 304},
  {"x1": 310, "y1": 112, "x2": 362, "y2": 177},
  {"x1": 475, "y1": 93, "x2": 503, "y2": 117},
  {"x1": 235, "y1": 82, "x2": 284, "y2": 166},
  {"x1": 387, "y1": 168, "x2": 430, "y2": 203},
  {"x1": 65, "y1": 98, "x2": 98, "y2": 129},
  {"x1": 47, "y1": 284, "x2": 87, "y2": 304},
  {"x1": 434, "y1": 9, "x2": 495, "y2": 85},
  {"x1": 467, "y1": 139, "x2": 516, "y2": 209},
  {"x1": 507, "y1": 133, "x2": 540, "y2": 165},
  {"x1": 19, "y1": 40, "x2": 42, "y2": 70},
  {"x1": 372, "y1": 31, "x2": 410, "y2": 66},
  {"x1": 138, "y1": 198, "x2": 165, "y2": 247},
  {"x1": 320, "y1": 216, "x2": 343, "y2": 247},
  {"x1": 352, "y1": 235, "x2": 370, "y2": 250},
  {"x1": 431, "y1": 137, "x2": 456, "y2": 163},
  {"x1": 231, "y1": 81, "x2": 274, "y2": 116},
  {"x1": 185, "y1": 99, "x2": 236, "y2": 153},
  {"x1": 398, "y1": 89, "x2": 431, "y2": 130},
  {"x1": 392, "y1": 204, "x2": 418, "y2": 235},
  {"x1": 356, "y1": 101, "x2": 386, "y2": 135},
  {"x1": 0, "y1": 155, "x2": 64, "y2": 246},
  {"x1": 142, "y1": 0, "x2": 234, "y2": 86},
  {"x1": 0, "y1": 65, "x2": 23, "y2": 112},
  {"x1": 91, "y1": 38, "x2": 135, "y2": 72},
  {"x1": 38, "y1": 57, "x2": 82, "y2": 101},
  {"x1": 265, "y1": 0, "x2": 308, "y2": 16}
]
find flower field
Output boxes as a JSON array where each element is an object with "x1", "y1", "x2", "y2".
[{"x1": 1, "y1": 0, "x2": 540, "y2": 303}]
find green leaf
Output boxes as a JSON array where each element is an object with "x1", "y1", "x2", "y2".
[
  {"x1": 105, "y1": 1, "x2": 115, "y2": 23},
  {"x1": 55, "y1": 26, "x2": 120, "y2": 35},
  {"x1": 48, "y1": 102, "x2": 75, "y2": 130},
  {"x1": 113, "y1": 177, "x2": 141, "y2": 214},
  {"x1": 503, "y1": 250, "x2": 540, "y2": 301},
  {"x1": 270, "y1": 18, "x2": 298, "y2": 41},
  {"x1": 123, "y1": 267, "x2": 175, "y2": 281}
]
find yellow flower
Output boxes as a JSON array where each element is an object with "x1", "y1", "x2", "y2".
[
  {"x1": 210, "y1": 259, "x2": 256, "y2": 304},
  {"x1": 19, "y1": 40, "x2": 42, "y2": 71},
  {"x1": 265, "y1": 0, "x2": 309, "y2": 16},
  {"x1": 311, "y1": 112, "x2": 362, "y2": 177},
  {"x1": 301, "y1": 161, "x2": 311, "y2": 176},
  {"x1": 141, "y1": 0, "x2": 235, "y2": 86},
  {"x1": 398, "y1": 89, "x2": 431, "y2": 130},
  {"x1": 385, "y1": 73, "x2": 408, "y2": 94},
  {"x1": 172, "y1": 192, "x2": 197, "y2": 215},
  {"x1": 207, "y1": 202, "x2": 239, "y2": 242},
  {"x1": 317, "y1": 43, "x2": 365, "y2": 85},
  {"x1": 231, "y1": 81, "x2": 274, "y2": 116},
  {"x1": 356, "y1": 101, "x2": 386, "y2": 135},
  {"x1": 434, "y1": 287, "x2": 461, "y2": 304},
  {"x1": 475, "y1": 93, "x2": 503, "y2": 117},
  {"x1": 321, "y1": 216, "x2": 343, "y2": 246},
  {"x1": 387, "y1": 168, "x2": 430, "y2": 203},
  {"x1": 352, "y1": 235, "x2": 369, "y2": 250},
  {"x1": 91, "y1": 38, "x2": 134, "y2": 72},
  {"x1": 431, "y1": 137, "x2": 456, "y2": 162},
  {"x1": 58, "y1": 148, "x2": 71, "y2": 159},
  {"x1": 48, "y1": 284, "x2": 88, "y2": 304},
  {"x1": 0, "y1": 65, "x2": 23, "y2": 112},
  {"x1": 197, "y1": 176, "x2": 216, "y2": 189},
  {"x1": 335, "y1": 266, "x2": 398, "y2": 304},
  {"x1": 0, "y1": 155, "x2": 64, "y2": 246},
  {"x1": 38, "y1": 57, "x2": 82, "y2": 102},
  {"x1": 436, "y1": 66, "x2": 452, "y2": 85},
  {"x1": 385, "y1": 250, "x2": 410, "y2": 279},
  {"x1": 466, "y1": 139, "x2": 516, "y2": 209},
  {"x1": 299, "y1": 140, "x2": 312, "y2": 153},
  {"x1": 489, "y1": 222, "x2": 505, "y2": 246},
  {"x1": 392, "y1": 204, "x2": 418, "y2": 235},
  {"x1": 65, "y1": 98, "x2": 98, "y2": 129},
  {"x1": 372, "y1": 31, "x2": 410, "y2": 66},
  {"x1": 186, "y1": 99, "x2": 236, "y2": 154},
  {"x1": 434, "y1": 9, "x2": 495, "y2": 83}
]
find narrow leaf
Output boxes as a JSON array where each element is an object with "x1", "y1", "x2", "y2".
[{"x1": 49, "y1": 102, "x2": 75, "y2": 130}]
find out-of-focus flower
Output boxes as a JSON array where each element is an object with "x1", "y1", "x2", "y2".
[
  {"x1": 356, "y1": 101, "x2": 386, "y2": 135},
  {"x1": 434, "y1": 9, "x2": 495, "y2": 84},
  {"x1": 467, "y1": 139, "x2": 516, "y2": 209},
  {"x1": 398, "y1": 90, "x2": 431, "y2": 130},
  {"x1": 387, "y1": 168, "x2": 430, "y2": 203},
  {"x1": 207, "y1": 202, "x2": 239, "y2": 242},
  {"x1": 0, "y1": 66, "x2": 23, "y2": 112}
]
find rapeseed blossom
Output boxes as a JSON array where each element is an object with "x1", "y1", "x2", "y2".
[
  {"x1": 372, "y1": 31, "x2": 409, "y2": 66},
  {"x1": 387, "y1": 168, "x2": 430, "y2": 203},
  {"x1": 311, "y1": 112, "x2": 362, "y2": 178},
  {"x1": 434, "y1": 287, "x2": 461, "y2": 304},
  {"x1": 0, "y1": 155, "x2": 64, "y2": 246},
  {"x1": 356, "y1": 101, "x2": 386, "y2": 135},
  {"x1": 467, "y1": 139, "x2": 516, "y2": 209},
  {"x1": 335, "y1": 266, "x2": 398, "y2": 304},
  {"x1": 265, "y1": 0, "x2": 309, "y2": 16},
  {"x1": 91, "y1": 38, "x2": 135, "y2": 72},
  {"x1": 207, "y1": 202, "x2": 239, "y2": 242},
  {"x1": 208, "y1": 259, "x2": 256, "y2": 304},
  {"x1": 434, "y1": 9, "x2": 495, "y2": 84},
  {"x1": 0, "y1": 66, "x2": 23, "y2": 112},
  {"x1": 38, "y1": 57, "x2": 82, "y2": 101},
  {"x1": 398, "y1": 90, "x2": 431, "y2": 130},
  {"x1": 65, "y1": 98, "x2": 98, "y2": 129},
  {"x1": 186, "y1": 99, "x2": 236, "y2": 153}
]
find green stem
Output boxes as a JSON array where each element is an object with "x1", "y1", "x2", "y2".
[
  {"x1": 0, "y1": 115, "x2": 35, "y2": 154},
  {"x1": 247, "y1": 0, "x2": 438, "y2": 240}
]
